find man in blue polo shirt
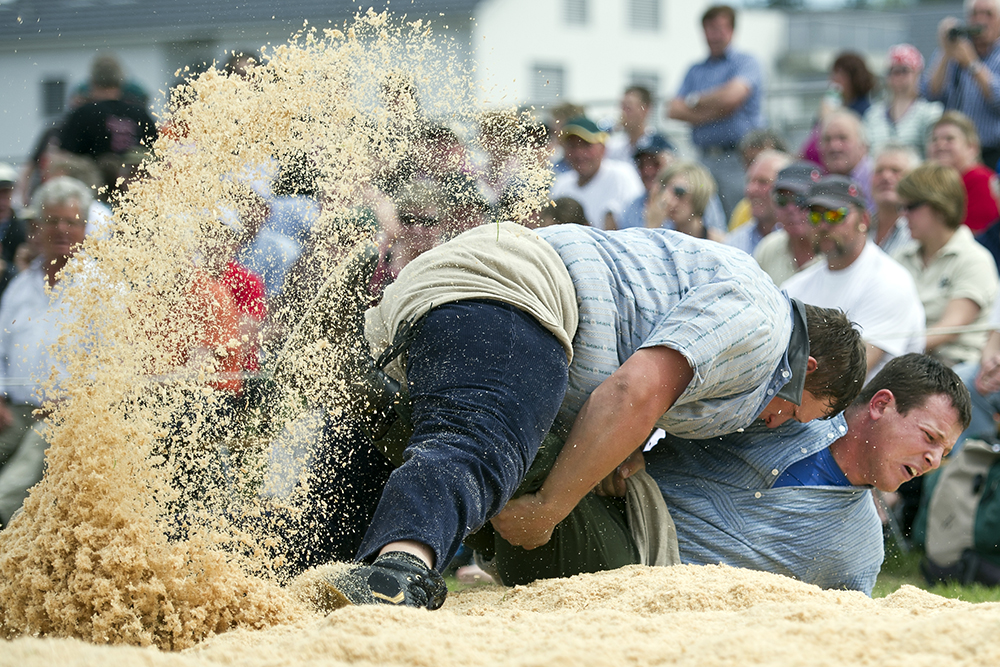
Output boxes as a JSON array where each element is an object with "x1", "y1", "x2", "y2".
[{"x1": 668, "y1": 4, "x2": 765, "y2": 218}]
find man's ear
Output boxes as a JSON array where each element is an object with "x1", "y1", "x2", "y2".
[
  {"x1": 806, "y1": 356, "x2": 818, "y2": 374},
  {"x1": 869, "y1": 388, "x2": 894, "y2": 420}
]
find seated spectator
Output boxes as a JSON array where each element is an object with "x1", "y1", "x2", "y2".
[
  {"x1": 0, "y1": 164, "x2": 26, "y2": 295},
  {"x1": 538, "y1": 197, "x2": 588, "y2": 227},
  {"x1": 819, "y1": 110, "x2": 876, "y2": 212},
  {"x1": 488, "y1": 353, "x2": 968, "y2": 596},
  {"x1": 549, "y1": 117, "x2": 644, "y2": 230},
  {"x1": 893, "y1": 162, "x2": 999, "y2": 367},
  {"x1": 802, "y1": 52, "x2": 877, "y2": 166},
  {"x1": 0, "y1": 177, "x2": 91, "y2": 526},
  {"x1": 927, "y1": 111, "x2": 1000, "y2": 233},
  {"x1": 546, "y1": 103, "x2": 585, "y2": 176},
  {"x1": 782, "y1": 175, "x2": 924, "y2": 379},
  {"x1": 729, "y1": 129, "x2": 788, "y2": 231},
  {"x1": 955, "y1": 297, "x2": 1000, "y2": 443},
  {"x1": 753, "y1": 161, "x2": 821, "y2": 286},
  {"x1": 863, "y1": 45, "x2": 943, "y2": 159},
  {"x1": 59, "y1": 54, "x2": 157, "y2": 160},
  {"x1": 869, "y1": 144, "x2": 920, "y2": 257},
  {"x1": 643, "y1": 162, "x2": 716, "y2": 239},
  {"x1": 725, "y1": 150, "x2": 792, "y2": 255},
  {"x1": 617, "y1": 138, "x2": 727, "y2": 241}
]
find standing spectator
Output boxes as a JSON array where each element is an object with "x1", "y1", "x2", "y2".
[
  {"x1": 802, "y1": 53, "x2": 877, "y2": 167},
  {"x1": 864, "y1": 45, "x2": 943, "y2": 158},
  {"x1": 59, "y1": 54, "x2": 157, "y2": 160},
  {"x1": 725, "y1": 150, "x2": 791, "y2": 255},
  {"x1": 753, "y1": 162, "x2": 821, "y2": 286},
  {"x1": 869, "y1": 144, "x2": 920, "y2": 257},
  {"x1": 783, "y1": 175, "x2": 925, "y2": 380},
  {"x1": 549, "y1": 117, "x2": 643, "y2": 230},
  {"x1": 925, "y1": 0, "x2": 1000, "y2": 171},
  {"x1": 820, "y1": 110, "x2": 876, "y2": 212},
  {"x1": 605, "y1": 86, "x2": 671, "y2": 167},
  {"x1": 893, "y1": 163, "x2": 999, "y2": 368},
  {"x1": 0, "y1": 177, "x2": 90, "y2": 526},
  {"x1": 927, "y1": 111, "x2": 1000, "y2": 233},
  {"x1": 0, "y1": 164, "x2": 26, "y2": 285},
  {"x1": 668, "y1": 4, "x2": 764, "y2": 218}
]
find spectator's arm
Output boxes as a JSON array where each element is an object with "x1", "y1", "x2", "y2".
[
  {"x1": 976, "y1": 330, "x2": 1000, "y2": 394},
  {"x1": 490, "y1": 346, "x2": 693, "y2": 550},
  {"x1": 668, "y1": 79, "x2": 752, "y2": 126},
  {"x1": 925, "y1": 297, "x2": 982, "y2": 352}
]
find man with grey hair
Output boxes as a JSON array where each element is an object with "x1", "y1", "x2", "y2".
[
  {"x1": 59, "y1": 53, "x2": 157, "y2": 159},
  {"x1": 725, "y1": 150, "x2": 792, "y2": 255},
  {"x1": 0, "y1": 176, "x2": 91, "y2": 527},
  {"x1": 819, "y1": 110, "x2": 876, "y2": 213},
  {"x1": 870, "y1": 144, "x2": 921, "y2": 257}
]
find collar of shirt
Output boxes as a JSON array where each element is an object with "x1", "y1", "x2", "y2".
[{"x1": 775, "y1": 297, "x2": 809, "y2": 405}]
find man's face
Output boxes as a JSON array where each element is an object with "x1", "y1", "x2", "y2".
[
  {"x1": 620, "y1": 92, "x2": 647, "y2": 132},
  {"x1": 811, "y1": 204, "x2": 867, "y2": 261},
  {"x1": 872, "y1": 152, "x2": 912, "y2": 208},
  {"x1": 758, "y1": 390, "x2": 833, "y2": 429},
  {"x1": 40, "y1": 201, "x2": 87, "y2": 261},
  {"x1": 820, "y1": 118, "x2": 867, "y2": 175},
  {"x1": 745, "y1": 157, "x2": 780, "y2": 223},
  {"x1": 703, "y1": 15, "x2": 734, "y2": 58},
  {"x1": 969, "y1": 0, "x2": 1000, "y2": 50},
  {"x1": 772, "y1": 188, "x2": 812, "y2": 241},
  {"x1": 862, "y1": 393, "x2": 962, "y2": 492},
  {"x1": 563, "y1": 135, "x2": 605, "y2": 182}
]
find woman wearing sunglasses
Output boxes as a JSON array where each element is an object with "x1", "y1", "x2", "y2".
[
  {"x1": 893, "y1": 162, "x2": 999, "y2": 367},
  {"x1": 643, "y1": 161, "x2": 715, "y2": 240},
  {"x1": 863, "y1": 44, "x2": 943, "y2": 159}
]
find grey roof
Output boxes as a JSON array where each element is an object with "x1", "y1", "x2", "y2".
[{"x1": 0, "y1": 0, "x2": 482, "y2": 42}]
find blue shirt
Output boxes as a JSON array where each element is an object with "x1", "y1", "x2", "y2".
[
  {"x1": 773, "y1": 447, "x2": 851, "y2": 487},
  {"x1": 645, "y1": 414, "x2": 883, "y2": 594},
  {"x1": 676, "y1": 48, "x2": 765, "y2": 148},
  {"x1": 923, "y1": 41, "x2": 1000, "y2": 148},
  {"x1": 618, "y1": 192, "x2": 728, "y2": 234},
  {"x1": 535, "y1": 225, "x2": 792, "y2": 439}
]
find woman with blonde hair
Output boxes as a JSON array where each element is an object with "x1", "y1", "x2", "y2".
[
  {"x1": 893, "y1": 162, "x2": 999, "y2": 366},
  {"x1": 644, "y1": 161, "x2": 716, "y2": 239}
]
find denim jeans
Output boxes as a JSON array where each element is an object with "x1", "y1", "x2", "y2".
[{"x1": 355, "y1": 299, "x2": 568, "y2": 570}]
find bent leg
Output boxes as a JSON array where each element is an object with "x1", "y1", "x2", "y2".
[{"x1": 356, "y1": 299, "x2": 568, "y2": 570}]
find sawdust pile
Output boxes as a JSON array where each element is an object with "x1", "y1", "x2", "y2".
[{"x1": 6, "y1": 565, "x2": 1000, "y2": 666}]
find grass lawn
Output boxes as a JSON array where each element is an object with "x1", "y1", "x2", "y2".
[{"x1": 874, "y1": 541, "x2": 1000, "y2": 603}]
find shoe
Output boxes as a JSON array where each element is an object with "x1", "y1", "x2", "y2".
[{"x1": 318, "y1": 551, "x2": 448, "y2": 611}]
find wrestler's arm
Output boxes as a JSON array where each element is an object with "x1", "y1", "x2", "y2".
[{"x1": 491, "y1": 346, "x2": 693, "y2": 550}]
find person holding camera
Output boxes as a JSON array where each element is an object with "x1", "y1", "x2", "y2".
[{"x1": 925, "y1": 0, "x2": 1000, "y2": 171}]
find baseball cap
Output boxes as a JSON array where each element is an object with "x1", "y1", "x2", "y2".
[
  {"x1": 805, "y1": 175, "x2": 867, "y2": 210},
  {"x1": 561, "y1": 117, "x2": 607, "y2": 145},
  {"x1": 773, "y1": 162, "x2": 824, "y2": 195},
  {"x1": 633, "y1": 133, "x2": 675, "y2": 159},
  {"x1": 0, "y1": 163, "x2": 17, "y2": 188}
]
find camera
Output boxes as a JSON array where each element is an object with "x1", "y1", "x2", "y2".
[{"x1": 948, "y1": 24, "x2": 984, "y2": 41}]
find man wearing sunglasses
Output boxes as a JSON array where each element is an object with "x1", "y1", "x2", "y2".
[
  {"x1": 782, "y1": 175, "x2": 925, "y2": 381},
  {"x1": 753, "y1": 161, "x2": 821, "y2": 286}
]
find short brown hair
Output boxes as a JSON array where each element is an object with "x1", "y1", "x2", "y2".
[
  {"x1": 803, "y1": 304, "x2": 867, "y2": 416},
  {"x1": 896, "y1": 162, "x2": 966, "y2": 230},
  {"x1": 702, "y1": 5, "x2": 736, "y2": 28},
  {"x1": 854, "y1": 353, "x2": 971, "y2": 431},
  {"x1": 934, "y1": 110, "x2": 981, "y2": 150}
]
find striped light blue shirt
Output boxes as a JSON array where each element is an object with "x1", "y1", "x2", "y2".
[
  {"x1": 923, "y1": 41, "x2": 1000, "y2": 149},
  {"x1": 535, "y1": 225, "x2": 793, "y2": 439},
  {"x1": 645, "y1": 415, "x2": 884, "y2": 595}
]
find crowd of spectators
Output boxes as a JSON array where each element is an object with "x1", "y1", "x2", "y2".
[{"x1": 1, "y1": 1, "x2": 1000, "y2": 591}]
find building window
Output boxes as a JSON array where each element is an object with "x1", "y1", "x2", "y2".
[
  {"x1": 532, "y1": 65, "x2": 565, "y2": 104},
  {"x1": 629, "y1": 0, "x2": 660, "y2": 30},
  {"x1": 629, "y1": 71, "x2": 660, "y2": 100},
  {"x1": 42, "y1": 78, "x2": 67, "y2": 118},
  {"x1": 565, "y1": 0, "x2": 588, "y2": 26}
]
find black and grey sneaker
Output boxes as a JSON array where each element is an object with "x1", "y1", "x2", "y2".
[{"x1": 318, "y1": 552, "x2": 448, "y2": 611}]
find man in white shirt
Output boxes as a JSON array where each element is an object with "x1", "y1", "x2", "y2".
[
  {"x1": 0, "y1": 177, "x2": 89, "y2": 526},
  {"x1": 782, "y1": 175, "x2": 925, "y2": 380},
  {"x1": 549, "y1": 117, "x2": 644, "y2": 229}
]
